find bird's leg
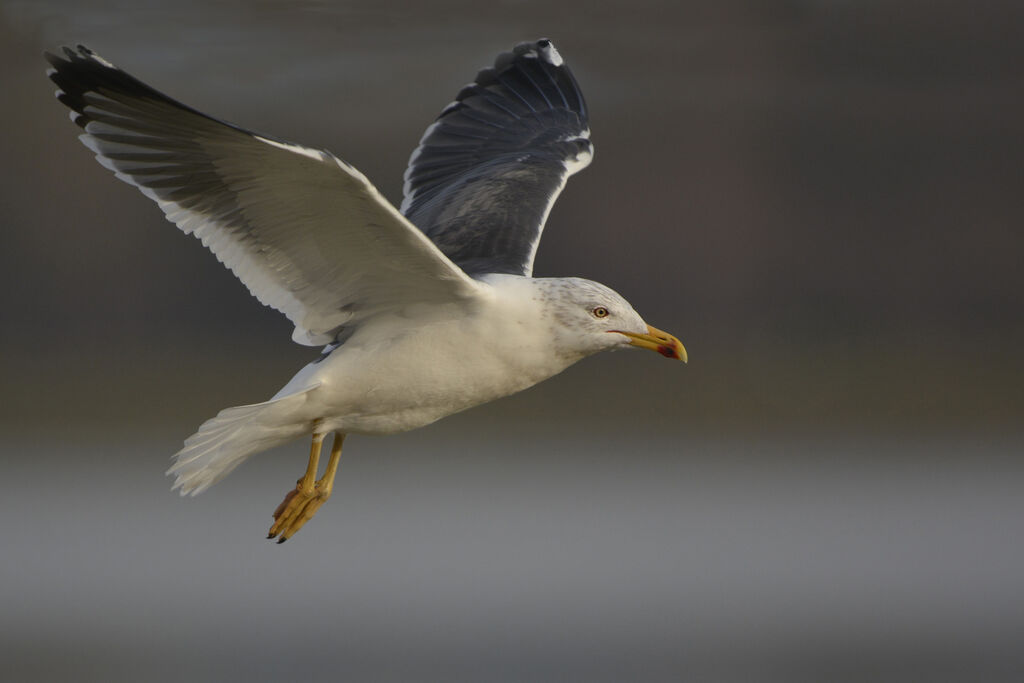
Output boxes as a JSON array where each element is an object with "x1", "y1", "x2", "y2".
[
  {"x1": 267, "y1": 432, "x2": 323, "y2": 541},
  {"x1": 267, "y1": 432, "x2": 346, "y2": 543},
  {"x1": 282, "y1": 433, "x2": 345, "y2": 539}
]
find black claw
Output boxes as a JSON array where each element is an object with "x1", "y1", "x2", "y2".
[
  {"x1": 266, "y1": 533, "x2": 275, "y2": 539},
  {"x1": 277, "y1": 537, "x2": 288, "y2": 544}
]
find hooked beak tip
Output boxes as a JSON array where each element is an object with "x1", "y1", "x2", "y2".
[{"x1": 612, "y1": 324, "x2": 687, "y2": 363}]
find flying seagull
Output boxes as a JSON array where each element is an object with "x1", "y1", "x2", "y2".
[{"x1": 46, "y1": 40, "x2": 686, "y2": 542}]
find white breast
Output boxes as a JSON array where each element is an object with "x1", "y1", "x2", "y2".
[{"x1": 281, "y1": 277, "x2": 581, "y2": 435}]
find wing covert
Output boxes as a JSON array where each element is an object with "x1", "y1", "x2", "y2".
[{"x1": 47, "y1": 45, "x2": 483, "y2": 346}]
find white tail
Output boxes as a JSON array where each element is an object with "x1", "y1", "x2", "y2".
[{"x1": 167, "y1": 388, "x2": 316, "y2": 496}]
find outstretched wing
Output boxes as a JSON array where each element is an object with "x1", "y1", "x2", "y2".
[
  {"x1": 401, "y1": 39, "x2": 593, "y2": 277},
  {"x1": 46, "y1": 45, "x2": 483, "y2": 346}
]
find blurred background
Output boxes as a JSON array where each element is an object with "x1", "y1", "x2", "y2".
[{"x1": 2, "y1": 1, "x2": 1023, "y2": 681}]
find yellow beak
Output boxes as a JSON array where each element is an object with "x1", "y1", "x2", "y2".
[{"x1": 612, "y1": 324, "x2": 688, "y2": 362}]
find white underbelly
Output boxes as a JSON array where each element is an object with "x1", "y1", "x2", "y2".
[{"x1": 283, "y1": 314, "x2": 577, "y2": 436}]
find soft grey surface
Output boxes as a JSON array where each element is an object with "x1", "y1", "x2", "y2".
[{"x1": 4, "y1": 430, "x2": 1024, "y2": 682}]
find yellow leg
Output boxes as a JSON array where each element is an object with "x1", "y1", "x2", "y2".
[
  {"x1": 267, "y1": 432, "x2": 324, "y2": 540},
  {"x1": 268, "y1": 432, "x2": 346, "y2": 543},
  {"x1": 319, "y1": 433, "x2": 345, "y2": 497}
]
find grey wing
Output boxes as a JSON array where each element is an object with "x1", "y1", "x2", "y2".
[
  {"x1": 400, "y1": 39, "x2": 593, "y2": 277},
  {"x1": 46, "y1": 45, "x2": 483, "y2": 346}
]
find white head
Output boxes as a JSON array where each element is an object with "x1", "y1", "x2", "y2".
[{"x1": 529, "y1": 277, "x2": 687, "y2": 362}]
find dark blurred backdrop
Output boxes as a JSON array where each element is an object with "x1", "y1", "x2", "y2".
[{"x1": 2, "y1": 1, "x2": 1023, "y2": 682}]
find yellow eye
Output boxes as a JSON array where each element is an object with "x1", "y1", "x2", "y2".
[{"x1": 592, "y1": 306, "x2": 609, "y2": 318}]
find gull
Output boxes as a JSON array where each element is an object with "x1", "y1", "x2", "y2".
[{"x1": 46, "y1": 40, "x2": 687, "y2": 542}]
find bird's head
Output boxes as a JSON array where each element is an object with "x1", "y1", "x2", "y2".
[{"x1": 537, "y1": 277, "x2": 687, "y2": 362}]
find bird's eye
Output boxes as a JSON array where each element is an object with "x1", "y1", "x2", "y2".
[{"x1": 592, "y1": 306, "x2": 609, "y2": 318}]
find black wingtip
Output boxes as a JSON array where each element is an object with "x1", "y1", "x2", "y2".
[
  {"x1": 457, "y1": 38, "x2": 583, "y2": 119},
  {"x1": 45, "y1": 44, "x2": 208, "y2": 132},
  {"x1": 46, "y1": 45, "x2": 107, "y2": 130},
  {"x1": 45, "y1": 44, "x2": 99, "y2": 69}
]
